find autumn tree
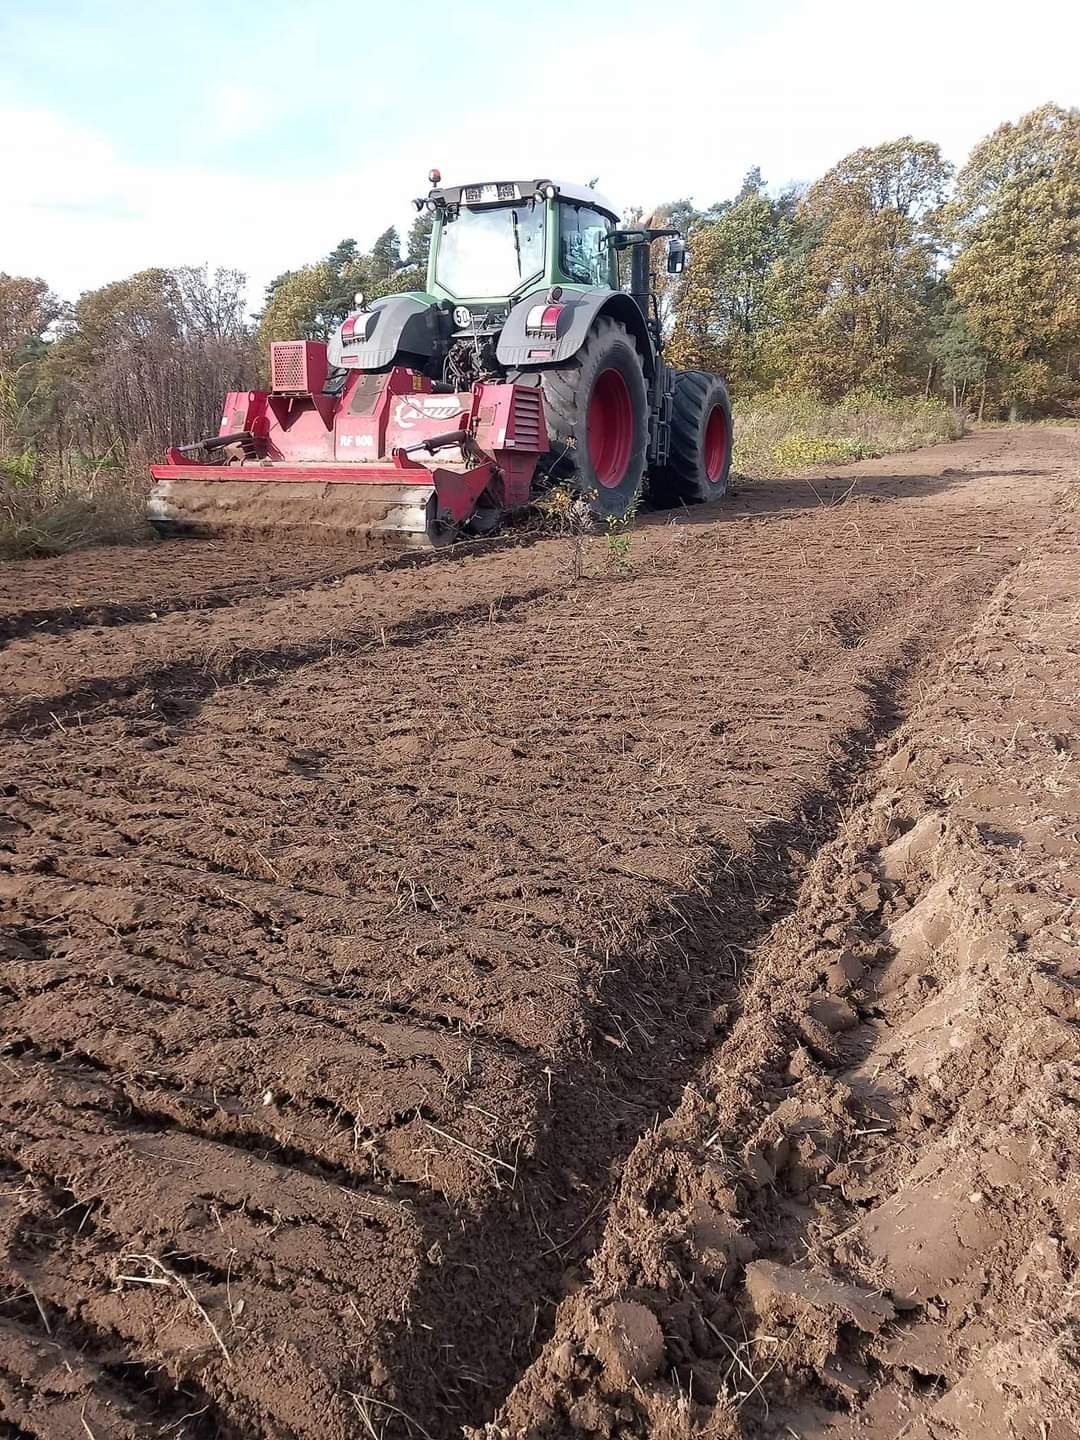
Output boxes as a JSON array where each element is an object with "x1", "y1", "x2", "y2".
[
  {"x1": 772, "y1": 139, "x2": 952, "y2": 397},
  {"x1": 0, "y1": 274, "x2": 63, "y2": 368},
  {"x1": 947, "y1": 103, "x2": 1080, "y2": 415},
  {"x1": 47, "y1": 266, "x2": 255, "y2": 457},
  {"x1": 638, "y1": 198, "x2": 700, "y2": 336},
  {"x1": 0, "y1": 274, "x2": 65, "y2": 466},
  {"x1": 667, "y1": 171, "x2": 795, "y2": 390},
  {"x1": 258, "y1": 260, "x2": 354, "y2": 345}
]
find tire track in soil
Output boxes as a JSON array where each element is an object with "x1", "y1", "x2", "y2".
[
  {"x1": 0, "y1": 535, "x2": 370, "y2": 645},
  {"x1": 0, "y1": 429, "x2": 1073, "y2": 1438},
  {"x1": 0, "y1": 583, "x2": 555, "y2": 738},
  {"x1": 0, "y1": 525, "x2": 554, "y2": 651}
]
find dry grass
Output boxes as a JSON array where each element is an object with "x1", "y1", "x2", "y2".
[
  {"x1": 0, "y1": 464, "x2": 151, "y2": 559},
  {"x1": 733, "y1": 391, "x2": 965, "y2": 480}
]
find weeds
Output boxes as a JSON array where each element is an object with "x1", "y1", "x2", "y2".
[
  {"x1": 535, "y1": 480, "x2": 596, "y2": 581},
  {"x1": 603, "y1": 490, "x2": 643, "y2": 576},
  {"x1": 734, "y1": 391, "x2": 965, "y2": 479},
  {"x1": 604, "y1": 516, "x2": 633, "y2": 574},
  {"x1": 0, "y1": 461, "x2": 150, "y2": 558}
]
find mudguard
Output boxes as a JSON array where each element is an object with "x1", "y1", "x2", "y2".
[
  {"x1": 496, "y1": 288, "x2": 655, "y2": 377},
  {"x1": 328, "y1": 293, "x2": 444, "y2": 371}
]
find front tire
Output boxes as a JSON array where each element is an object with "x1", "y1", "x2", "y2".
[
  {"x1": 537, "y1": 316, "x2": 648, "y2": 521},
  {"x1": 654, "y1": 370, "x2": 732, "y2": 505}
]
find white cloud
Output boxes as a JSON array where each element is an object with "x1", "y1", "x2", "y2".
[
  {"x1": 0, "y1": 106, "x2": 403, "y2": 304},
  {"x1": 199, "y1": 84, "x2": 273, "y2": 140}
]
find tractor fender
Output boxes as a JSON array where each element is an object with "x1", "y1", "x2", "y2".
[
  {"x1": 496, "y1": 289, "x2": 656, "y2": 378},
  {"x1": 328, "y1": 293, "x2": 443, "y2": 371}
]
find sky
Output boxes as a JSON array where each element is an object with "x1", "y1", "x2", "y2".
[{"x1": 1, "y1": 0, "x2": 1077, "y2": 306}]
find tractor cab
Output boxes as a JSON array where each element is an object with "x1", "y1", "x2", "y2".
[{"x1": 421, "y1": 178, "x2": 621, "y2": 305}]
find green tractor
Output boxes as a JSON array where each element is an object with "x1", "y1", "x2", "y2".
[{"x1": 149, "y1": 175, "x2": 732, "y2": 545}]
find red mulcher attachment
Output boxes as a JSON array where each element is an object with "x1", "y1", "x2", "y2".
[{"x1": 148, "y1": 340, "x2": 549, "y2": 546}]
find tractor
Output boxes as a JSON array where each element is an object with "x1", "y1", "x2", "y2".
[{"x1": 148, "y1": 173, "x2": 732, "y2": 545}]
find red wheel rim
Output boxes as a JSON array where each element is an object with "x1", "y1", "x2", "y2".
[
  {"x1": 587, "y1": 368, "x2": 634, "y2": 489},
  {"x1": 704, "y1": 403, "x2": 729, "y2": 482}
]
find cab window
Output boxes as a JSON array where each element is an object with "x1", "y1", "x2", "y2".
[{"x1": 559, "y1": 204, "x2": 613, "y2": 286}]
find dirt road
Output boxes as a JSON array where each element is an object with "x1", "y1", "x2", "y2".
[{"x1": 0, "y1": 426, "x2": 1076, "y2": 1439}]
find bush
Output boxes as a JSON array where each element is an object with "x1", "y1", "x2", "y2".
[
  {"x1": 0, "y1": 462, "x2": 150, "y2": 558},
  {"x1": 733, "y1": 391, "x2": 964, "y2": 478}
]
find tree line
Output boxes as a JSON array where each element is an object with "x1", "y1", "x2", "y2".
[
  {"x1": 666, "y1": 104, "x2": 1079, "y2": 418},
  {"x1": 1, "y1": 102, "x2": 1076, "y2": 482}
]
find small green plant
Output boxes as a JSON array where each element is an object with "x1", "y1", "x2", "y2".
[
  {"x1": 603, "y1": 491, "x2": 642, "y2": 576},
  {"x1": 1, "y1": 449, "x2": 38, "y2": 484},
  {"x1": 604, "y1": 517, "x2": 633, "y2": 574}
]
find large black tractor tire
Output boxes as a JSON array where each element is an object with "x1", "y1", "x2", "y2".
[
  {"x1": 652, "y1": 369, "x2": 732, "y2": 505},
  {"x1": 538, "y1": 316, "x2": 648, "y2": 521}
]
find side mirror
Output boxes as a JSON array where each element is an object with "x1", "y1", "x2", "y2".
[{"x1": 666, "y1": 236, "x2": 687, "y2": 275}]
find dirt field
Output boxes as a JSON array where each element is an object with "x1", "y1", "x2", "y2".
[{"x1": 0, "y1": 426, "x2": 1076, "y2": 1440}]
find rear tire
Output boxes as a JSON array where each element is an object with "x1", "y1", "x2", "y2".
[
  {"x1": 537, "y1": 316, "x2": 648, "y2": 521},
  {"x1": 653, "y1": 370, "x2": 732, "y2": 505}
]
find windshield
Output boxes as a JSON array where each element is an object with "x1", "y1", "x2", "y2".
[{"x1": 434, "y1": 203, "x2": 545, "y2": 297}]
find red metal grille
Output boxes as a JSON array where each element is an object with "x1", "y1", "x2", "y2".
[
  {"x1": 271, "y1": 342, "x2": 307, "y2": 392},
  {"x1": 511, "y1": 388, "x2": 544, "y2": 451}
]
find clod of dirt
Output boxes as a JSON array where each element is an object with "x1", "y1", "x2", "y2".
[
  {"x1": 876, "y1": 879, "x2": 956, "y2": 979},
  {"x1": 854, "y1": 882, "x2": 883, "y2": 913},
  {"x1": 684, "y1": 1199, "x2": 757, "y2": 1279},
  {"x1": 745, "y1": 1259, "x2": 896, "y2": 1334},
  {"x1": 808, "y1": 993, "x2": 859, "y2": 1032},
  {"x1": 585, "y1": 1300, "x2": 667, "y2": 1384},
  {"x1": 877, "y1": 812, "x2": 948, "y2": 880},
  {"x1": 824, "y1": 951, "x2": 865, "y2": 992}
]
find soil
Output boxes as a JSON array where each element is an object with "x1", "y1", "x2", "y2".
[{"x1": 0, "y1": 426, "x2": 1076, "y2": 1440}]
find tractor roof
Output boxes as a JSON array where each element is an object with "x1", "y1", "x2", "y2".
[{"x1": 425, "y1": 179, "x2": 620, "y2": 221}]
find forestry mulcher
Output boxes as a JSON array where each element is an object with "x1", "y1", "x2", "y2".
[{"x1": 149, "y1": 174, "x2": 733, "y2": 545}]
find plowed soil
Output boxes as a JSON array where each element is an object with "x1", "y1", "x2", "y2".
[{"x1": 1, "y1": 427, "x2": 1076, "y2": 1440}]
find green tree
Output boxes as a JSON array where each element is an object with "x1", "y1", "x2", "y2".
[
  {"x1": 773, "y1": 139, "x2": 952, "y2": 398},
  {"x1": 947, "y1": 103, "x2": 1080, "y2": 415},
  {"x1": 927, "y1": 286, "x2": 989, "y2": 411},
  {"x1": 368, "y1": 221, "x2": 431, "y2": 300},
  {"x1": 405, "y1": 211, "x2": 434, "y2": 273},
  {"x1": 325, "y1": 238, "x2": 360, "y2": 273},
  {"x1": 668, "y1": 171, "x2": 795, "y2": 390},
  {"x1": 257, "y1": 223, "x2": 431, "y2": 350},
  {"x1": 369, "y1": 226, "x2": 403, "y2": 282}
]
